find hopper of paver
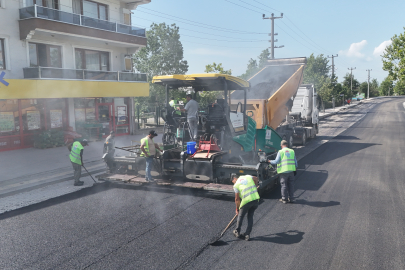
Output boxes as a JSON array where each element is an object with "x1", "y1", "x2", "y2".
[{"x1": 232, "y1": 57, "x2": 306, "y2": 130}]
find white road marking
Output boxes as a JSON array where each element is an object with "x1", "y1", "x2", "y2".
[{"x1": 403, "y1": 102, "x2": 405, "y2": 110}]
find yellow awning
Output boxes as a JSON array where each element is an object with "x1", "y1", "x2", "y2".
[
  {"x1": 0, "y1": 79, "x2": 149, "y2": 99},
  {"x1": 152, "y1": 73, "x2": 250, "y2": 90}
]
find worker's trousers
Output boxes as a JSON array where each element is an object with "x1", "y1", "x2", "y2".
[
  {"x1": 145, "y1": 155, "x2": 154, "y2": 180},
  {"x1": 235, "y1": 199, "x2": 259, "y2": 235},
  {"x1": 71, "y1": 161, "x2": 82, "y2": 183},
  {"x1": 187, "y1": 117, "x2": 198, "y2": 140},
  {"x1": 280, "y1": 172, "x2": 295, "y2": 200}
]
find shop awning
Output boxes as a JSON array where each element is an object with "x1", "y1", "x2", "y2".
[{"x1": 0, "y1": 79, "x2": 149, "y2": 99}]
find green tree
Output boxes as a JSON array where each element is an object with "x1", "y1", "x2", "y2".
[
  {"x1": 205, "y1": 62, "x2": 232, "y2": 75},
  {"x1": 382, "y1": 28, "x2": 405, "y2": 82},
  {"x1": 394, "y1": 79, "x2": 405, "y2": 95},
  {"x1": 341, "y1": 73, "x2": 360, "y2": 98},
  {"x1": 303, "y1": 54, "x2": 331, "y2": 90},
  {"x1": 133, "y1": 23, "x2": 189, "y2": 108},
  {"x1": 239, "y1": 49, "x2": 270, "y2": 80},
  {"x1": 201, "y1": 62, "x2": 233, "y2": 107},
  {"x1": 379, "y1": 76, "x2": 394, "y2": 96},
  {"x1": 359, "y1": 79, "x2": 380, "y2": 98}
]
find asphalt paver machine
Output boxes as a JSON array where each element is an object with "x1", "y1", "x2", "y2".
[{"x1": 98, "y1": 74, "x2": 280, "y2": 194}]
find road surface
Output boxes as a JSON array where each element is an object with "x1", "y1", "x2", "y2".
[{"x1": 0, "y1": 98, "x2": 404, "y2": 270}]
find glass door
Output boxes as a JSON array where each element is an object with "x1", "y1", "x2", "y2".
[{"x1": 97, "y1": 103, "x2": 113, "y2": 137}]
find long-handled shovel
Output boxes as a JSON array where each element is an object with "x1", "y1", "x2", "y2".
[
  {"x1": 209, "y1": 213, "x2": 238, "y2": 245},
  {"x1": 82, "y1": 165, "x2": 97, "y2": 183}
]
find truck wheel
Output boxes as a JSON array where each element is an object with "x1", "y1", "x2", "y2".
[{"x1": 301, "y1": 132, "x2": 306, "y2": 145}]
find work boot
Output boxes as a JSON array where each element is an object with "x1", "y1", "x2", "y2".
[
  {"x1": 74, "y1": 181, "x2": 84, "y2": 186},
  {"x1": 233, "y1": 229, "x2": 240, "y2": 238},
  {"x1": 288, "y1": 198, "x2": 295, "y2": 203},
  {"x1": 279, "y1": 198, "x2": 288, "y2": 204}
]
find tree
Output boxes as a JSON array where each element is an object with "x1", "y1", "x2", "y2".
[
  {"x1": 133, "y1": 23, "x2": 189, "y2": 107},
  {"x1": 379, "y1": 76, "x2": 393, "y2": 96},
  {"x1": 359, "y1": 79, "x2": 380, "y2": 98},
  {"x1": 201, "y1": 62, "x2": 232, "y2": 107},
  {"x1": 303, "y1": 54, "x2": 331, "y2": 90},
  {"x1": 382, "y1": 28, "x2": 405, "y2": 82},
  {"x1": 205, "y1": 62, "x2": 232, "y2": 75},
  {"x1": 394, "y1": 79, "x2": 405, "y2": 95},
  {"x1": 239, "y1": 49, "x2": 270, "y2": 80},
  {"x1": 341, "y1": 73, "x2": 360, "y2": 98}
]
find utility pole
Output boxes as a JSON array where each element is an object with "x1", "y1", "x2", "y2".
[
  {"x1": 366, "y1": 69, "x2": 372, "y2": 99},
  {"x1": 263, "y1": 13, "x2": 284, "y2": 59},
  {"x1": 348, "y1": 67, "x2": 356, "y2": 97},
  {"x1": 328, "y1": 54, "x2": 338, "y2": 81}
]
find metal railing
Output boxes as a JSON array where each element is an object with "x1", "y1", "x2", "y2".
[
  {"x1": 23, "y1": 67, "x2": 147, "y2": 82},
  {"x1": 19, "y1": 5, "x2": 146, "y2": 38}
]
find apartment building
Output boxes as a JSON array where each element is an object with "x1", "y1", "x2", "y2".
[{"x1": 0, "y1": 0, "x2": 150, "y2": 151}]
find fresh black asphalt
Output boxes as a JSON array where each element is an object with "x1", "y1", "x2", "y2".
[{"x1": 0, "y1": 98, "x2": 404, "y2": 270}]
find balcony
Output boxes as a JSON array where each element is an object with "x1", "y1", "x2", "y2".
[
  {"x1": 19, "y1": 5, "x2": 147, "y2": 47},
  {"x1": 23, "y1": 67, "x2": 147, "y2": 82}
]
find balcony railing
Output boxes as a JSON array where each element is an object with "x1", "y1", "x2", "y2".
[
  {"x1": 23, "y1": 67, "x2": 147, "y2": 82},
  {"x1": 19, "y1": 5, "x2": 146, "y2": 38}
]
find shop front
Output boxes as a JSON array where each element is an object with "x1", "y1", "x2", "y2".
[{"x1": 0, "y1": 78, "x2": 149, "y2": 151}]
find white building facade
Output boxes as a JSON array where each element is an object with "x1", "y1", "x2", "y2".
[{"x1": 0, "y1": 0, "x2": 150, "y2": 151}]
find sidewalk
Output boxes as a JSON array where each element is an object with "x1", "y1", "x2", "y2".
[
  {"x1": 0, "y1": 132, "x2": 163, "y2": 214},
  {"x1": 319, "y1": 100, "x2": 361, "y2": 119}
]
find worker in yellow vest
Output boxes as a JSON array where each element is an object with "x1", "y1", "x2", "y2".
[
  {"x1": 140, "y1": 130, "x2": 162, "y2": 182},
  {"x1": 68, "y1": 139, "x2": 89, "y2": 186},
  {"x1": 231, "y1": 174, "x2": 260, "y2": 241},
  {"x1": 269, "y1": 139, "x2": 298, "y2": 203}
]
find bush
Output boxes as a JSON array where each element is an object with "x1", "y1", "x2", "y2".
[{"x1": 33, "y1": 130, "x2": 65, "y2": 149}]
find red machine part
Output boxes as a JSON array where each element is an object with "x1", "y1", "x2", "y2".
[{"x1": 191, "y1": 134, "x2": 221, "y2": 158}]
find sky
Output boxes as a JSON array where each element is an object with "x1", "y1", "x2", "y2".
[{"x1": 131, "y1": 0, "x2": 405, "y2": 84}]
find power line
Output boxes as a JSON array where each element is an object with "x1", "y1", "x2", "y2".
[
  {"x1": 246, "y1": 0, "x2": 338, "y2": 55},
  {"x1": 328, "y1": 54, "x2": 338, "y2": 79},
  {"x1": 137, "y1": 7, "x2": 267, "y2": 35},
  {"x1": 263, "y1": 13, "x2": 284, "y2": 59},
  {"x1": 135, "y1": 16, "x2": 270, "y2": 42},
  {"x1": 223, "y1": 0, "x2": 326, "y2": 55}
]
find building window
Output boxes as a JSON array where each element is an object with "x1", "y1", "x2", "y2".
[
  {"x1": 29, "y1": 43, "x2": 62, "y2": 68},
  {"x1": 0, "y1": 39, "x2": 5, "y2": 70},
  {"x1": 123, "y1": 9, "x2": 131, "y2": 25},
  {"x1": 26, "y1": 0, "x2": 59, "y2": 9},
  {"x1": 75, "y1": 49, "x2": 109, "y2": 71},
  {"x1": 72, "y1": 0, "x2": 108, "y2": 20}
]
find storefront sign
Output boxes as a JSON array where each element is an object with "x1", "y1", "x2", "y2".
[
  {"x1": 27, "y1": 110, "x2": 41, "y2": 130},
  {"x1": 85, "y1": 108, "x2": 95, "y2": 120},
  {"x1": 50, "y1": 110, "x2": 62, "y2": 128},
  {"x1": 0, "y1": 112, "x2": 15, "y2": 132},
  {"x1": 75, "y1": 108, "x2": 85, "y2": 122}
]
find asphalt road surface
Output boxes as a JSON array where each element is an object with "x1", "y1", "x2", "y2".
[{"x1": 0, "y1": 98, "x2": 404, "y2": 270}]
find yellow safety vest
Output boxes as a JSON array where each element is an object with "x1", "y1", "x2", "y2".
[
  {"x1": 233, "y1": 175, "x2": 260, "y2": 209},
  {"x1": 140, "y1": 136, "x2": 154, "y2": 157},
  {"x1": 277, "y1": 147, "x2": 296, "y2": 173},
  {"x1": 70, "y1": 141, "x2": 83, "y2": 165}
]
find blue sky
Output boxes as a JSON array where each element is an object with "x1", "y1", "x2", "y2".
[{"x1": 132, "y1": 0, "x2": 404, "y2": 84}]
